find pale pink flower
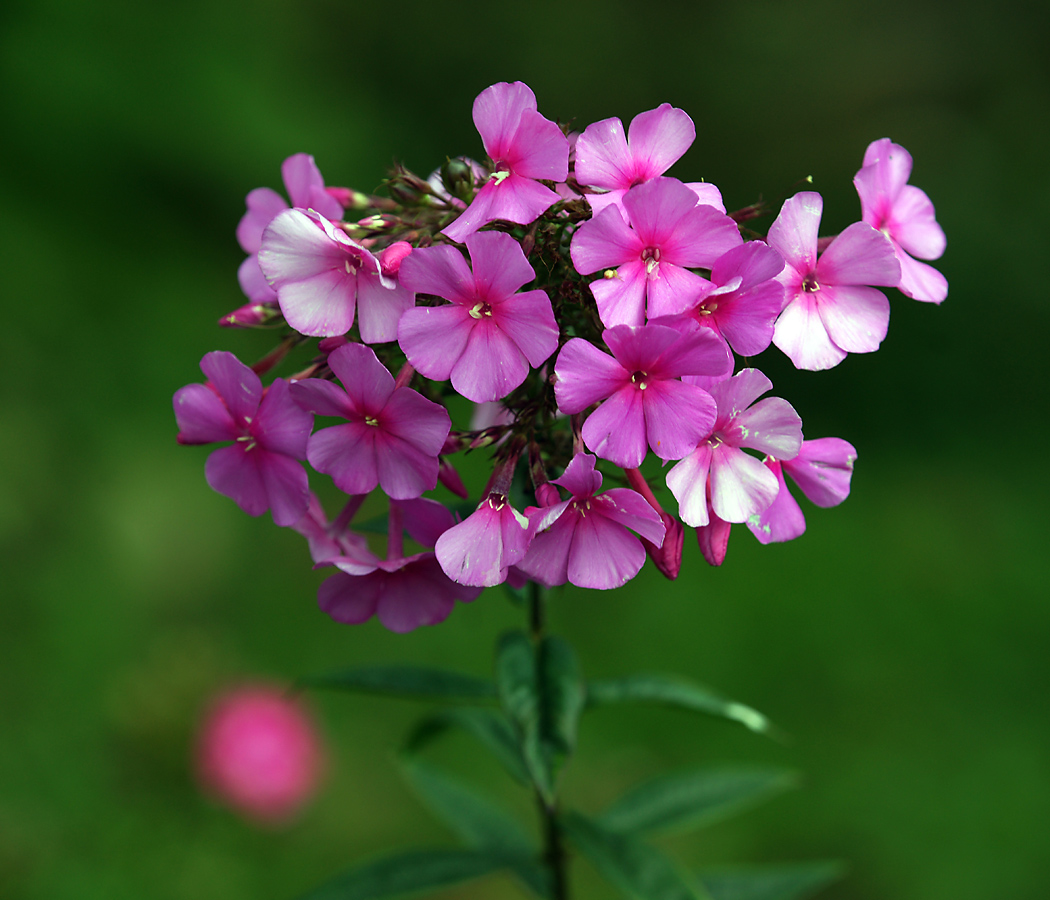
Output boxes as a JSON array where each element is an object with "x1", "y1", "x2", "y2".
[
  {"x1": 196, "y1": 684, "x2": 324, "y2": 825},
  {"x1": 435, "y1": 492, "x2": 531, "y2": 588},
  {"x1": 769, "y1": 192, "x2": 900, "y2": 371},
  {"x1": 442, "y1": 82, "x2": 569, "y2": 243},
  {"x1": 854, "y1": 138, "x2": 947, "y2": 304}
]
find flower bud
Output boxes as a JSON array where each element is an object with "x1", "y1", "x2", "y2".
[
  {"x1": 643, "y1": 511, "x2": 684, "y2": 580},
  {"x1": 217, "y1": 301, "x2": 280, "y2": 328},
  {"x1": 440, "y1": 157, "x2": 477, "y2": 204}
]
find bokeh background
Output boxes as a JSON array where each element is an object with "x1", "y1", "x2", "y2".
[{"x1": 2, "y1": 0, "x2": 1048, "y2": 898}]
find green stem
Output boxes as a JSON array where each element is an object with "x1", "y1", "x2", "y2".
[{"x1": 526, "y1": 582, "x2": 569, "y2": 900}]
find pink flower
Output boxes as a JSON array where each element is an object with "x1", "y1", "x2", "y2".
[
  {"x1": 258, "y1": 209, "x2": 413, "y2": 341},
  {"x1": 517, "y1": 454, "x2": 665, "y2": 590},
  {"x1": 570, "y1": 177, "x2": 742, "y2": 327},
  {"x1": 667, "y1": 368, "x2": 802, "y2": 526},
  {"x1": 398, "y1": 230, "x2": 559, "y2": 402},
  {"x1": 854, "y1": 138, "x2": 947, "y2": 304},
  {"x1": 746, "y1": 437, "x2": 857, "y2": 544},
  {"x1": 442, "y1": 82, "x2": 570, "y2": 243},
  {"x1": 673, "y1": 241, "x2": 787, "y2": 357},
  {"x1": 173, "y1": 352, "x2": 312, "y2": 526},
  {"x1": 435, "y1": 492, "x2": 532, "y2": 587},
  {"x1": 553, "y1": 323, "x2": 730, "y2": 468},
  {"x1": 317, "y1": 497, "x2": 481, "y2": 632},
  {"x1": 574, "y1": 103, "x2": 696, "y2": 216},
  {"x1": 236, "y1": 154, "x2": 345, "y2": 305},
  {"x1": 769, "y1": 191, "x2": 901, "y2": 371},
  {"x1": 196, "y1": 684, "x2": 324, "y2": 825},
  {"x1": 290, "y1": 343, "x2": 450, "y2": 499}
]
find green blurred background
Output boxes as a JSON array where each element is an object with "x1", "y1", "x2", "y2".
[{"x1": 2, "y1": 0, "x2": 1048, "y2": 897}]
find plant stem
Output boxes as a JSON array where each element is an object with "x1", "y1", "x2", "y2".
[{"x1": 526, "y1": 581, "x2": 570, "y2": 899}]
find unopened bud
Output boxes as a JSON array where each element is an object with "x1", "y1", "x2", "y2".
[
  {"x1": 378, "y1": 241, "x2": 412, "y2": 277},
  {"x1": 218, "y1": 301, "x2": 280, "y2": 328},
  {"x1": 697, "y1": 516, "x2": 731, "y2": 567},
  {"x1": 643, "y1": 512, "x2": 683, "y2": 580},
  {"x1": 326, "y1": 186, "x2": 369, "y2": 210},
  {"x1": 438, "y1": 457, "x2": 469, "y2": 498},
  {"x1": 318, "y1": 335, "x2": 349, "y2": 355},
  {"x1": 535, "y1": 483, "x2": 562, "y2": 508},
  {"x1": 440, "y1": 157, "x2": 476, "y2": 204}
]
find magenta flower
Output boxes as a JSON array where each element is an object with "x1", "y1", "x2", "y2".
[
  {"x1": 258, "y1": 209, "x2": 413, "y2": 341},
  {"x1": 397, "y1": 230, "x2": 559, "y2": 402},
  {"x1": 769, "y1": 191, "x2": 901, "y2": 371},
  {"x1": 570, "y1": 177, "x2": 743, "y2": 327},
  {"x1": 673, "y1": 241, "x2": 787, "y2": 357},
  {"x1": 517, "y1": 454, "x2": 665, "y2": 590},
  {"x1": 442, "y1": 82, "x2": 570, "y2": 243},
  {"x1": 435, "y1": 492, "x2": 532, "y2": 587},
  {"x1": 290, "y1": 343, "x2": 450, "y2": 499},
  {"x1": 746, "y1": 437, "x2": 857, "y2": 544},
  {"x1": 236, "y1": 154, "x2": 345, "y2": 305},
  {"x1": 574, "y1": 103, "x2": 695, "y2": 215},
  {"x1": 196, "y1": 684, "x2": 325, "y2": 825},
  {"x1": 554, "y1": 323, "x2": 730, "y2": 468},
  {"x1": 666, "y1": 369, "x2": 802, "y2": 526},
  {"x1": 854, "y1": 138, "x2": 947, "y2": 305},
  {"x1": 173, "y1": 351, "x2": 312, "y2": 526},
  {"x1": 318, "y1": 498, "x2": 480, "y2": 633}
]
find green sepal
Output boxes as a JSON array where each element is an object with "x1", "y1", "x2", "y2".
[
  {"x1": 399, "y1": 758, "x2": 551, "y2": 898},
  {"x1": 585, "y1": 673, "x2": 773, "y2": 735},
  {"x1": 599, "y1": 766, "x2": 798, "y2": 837},
  {"x1": 297, "y1": 848, "x2": 507, "y2": 900},
  {"x1": 697, "y1": 861, "x2": 845, "y2": 900},
  {"x1": 297, "y1": 665, "x2": 496, "y2": 701},
  {"x1": 402, "y1": 707, "x2": 530, "y2": 786},
  {"x1": 562, "y1": 811, "x2": 711, "y2": 900}
]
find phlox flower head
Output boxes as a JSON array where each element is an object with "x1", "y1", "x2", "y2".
[
  {"x1": 554, "y1": 323, "x2": 731, "y2": 468},
  {"x1": 667, "y1": 368, "x2": 803, "y2": 527},
  {"x1": 317, "y1": 497, "x2": 482, "y2": 633},
  {"x1": 746, "y1": 437, "x2": 857, "y2": 544},
  {"x1": 570, "y1": 177, "x2": 742, "y2": 327},
  {"x1": 173, "y1": 351, "x2": 312, "y2": 526},
  {"x1": 397, "y1": 230, "x2": 558, "y2": 403},
  {"x1": 290, "y1": 342, "x2": 450, "y2": 499},
  {"x1": 259, "y1": 209, "x2": 413, "y2": 341},
  {"x1": 236, "y1": 154, "x2": 345, "y2": 305},
  {"x1": 442, "y1": 82, "x2": 569, "y2": 243},
  {"x1": 517, "y1": 454, "x2": 665, "y2": 590},
  {"x1": 769, "y1": 191, "x2": 900, "y2": 371},
  {"x1": 195, "y1": 684, "x2": 325, "y2": 825},
  {"x1": 854, "y1": 138, "x2": 947, "y2": 304}
]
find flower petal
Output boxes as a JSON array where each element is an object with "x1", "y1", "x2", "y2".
[
  {"x1": 493, "y1": 288, "x2": 559, "y2": 368},
  {"x1": 745, "y1": 460, "x2": 806, "y2": 544},
  {"x1": 253, "y1": 379, "x2": 312, "y2": 459},
  {"x1": 626, "y1": 104, "x2": 695, "y2": 181},
  {"x1": 397, "y1": 244, "x2": 476, "y2": 304},
  {"x1": 554, "y1": 338, "x2": 628, "y2": 414},
  {"x1": 398, "y1": 305, "x2": 473, "y2": 381},
  {"x1": 566, "y1": 513, "x2": 646, "y2": 589},
  {"x1": 773, "y1": 293, "x2": 847, "y2": 371},
  {"x1": 307, "y1": 422, "x2": 379, "y2": 495},
  {"x1": 174, "y1": 384, "x2": 238, "y2": 444},
  {"x1": 816, "y1": 283, "x2": 890, "y2": 354},
  {"x1": 666, "y1": 442, "x2": 714, "y2": 528},
  {"x1": 467, "y1": 230, "x2": 537, "y2": 300},
  {"x1": 473, "y1": 82, "x2": 538, "y2": 162},
  {"x1": 783, "y1": 437, "x2": 856, "y2": 507},
  {"x1": 574, "y1": 116, "x2": 632, "y2": 189},
  {"x1": 767, "y1": 192, "x2": 822, "y2": 276},
  {"x1": 582, "y1": 385, "x2": 647, "y2": 467},
  {"x1": 816, "y1": 222, "x2": 900, "y2": 288},
  {"x1": 200, "y1": 351, "x2": 262, "y2": 423},
  {"x1": 709, "y1": 444, "x2": 780, "y2": 523},
  {"x1": 450, "y1": 320, "x2": 530, "y2": 402}
]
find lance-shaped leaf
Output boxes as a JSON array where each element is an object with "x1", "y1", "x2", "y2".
[
  {"x1": 599, "y1": 767, "x2": 798, "y2": 837},
  {"x1": 400, "y1": 759, "x2": 551, "y2": 898},
  {"x1": 585, "y1": 674, "x2": 773, "y2": 735},
  {"x1": 697, "y1": 861, "x2": 844, "y2": 900},
  {"x1": 495, "y1": 630, "x2": 554, "y2": 801},
  {"x1": 299, "y1": 848, "x2": 505, "y2": 900},
  {"x1": 402, "y1": 707, "x2": 530, "y2": 786},
  {"x1": 539, "y1": 635, "x2": 585, "y2": 758},
  {"x1": 299, "y1": 665, "x2": 496, "y2": 701},
  {"x1": 562, "y1": 811, "x2": 711, "y2": 900}
]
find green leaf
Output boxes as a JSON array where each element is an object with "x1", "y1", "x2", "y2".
[
  {"x1": 697, "y1": 862, "x2": 844, "y2": 900},
  {"x1": 562, "y1": 811, "x2": 710, "y2": 900},
  {"x1": 402, "y1": 707, "x2": 530, "y2": 786},
  {"x1": 586, "y1": 674, "x2": 773, "y2": 735},
  {"x1": 299, "y1": 848, "x2": 505, "y2": 900},
  {"x1": 538, "y1": 636, "x2": 585, "y2": 758},
  {"x1": 495, "y1": 630, "x2": 553, "y2": 801},
  {"x1": 600, "y1": 767, "x2": 798, "y2": 837},
  {"x1": 399, "y1": 759, "x2": 551, "y2": 898},
  {"x1": 298, "y1": 665, "x2": 496, "y2": 701}
]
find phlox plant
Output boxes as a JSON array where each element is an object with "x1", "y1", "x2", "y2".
[{"x1": 173, "y1": 81, "x2": 945, "y2": 900}]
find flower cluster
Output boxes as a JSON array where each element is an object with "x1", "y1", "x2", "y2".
[{"x1": 174, "y1": 81, "x2": 945, "y2": 631}]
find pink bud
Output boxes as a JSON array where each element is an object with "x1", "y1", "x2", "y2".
[
  {"x1": 378, "y1": 241, "x2": 413, "y2": 276},
  {"x1": 217, "y1": 301, "x2": 279, "y2": 328},
  {"x1": 195, "y1": 684, "x2": 324, "y2": 825},
  {"x1": 535, "y1": 482, "x2": 562, "y2": 508},
  {"x1": 318, "y1": 335, "x2": 350, "y2": 355},
  {"x1": 697, "y1": 515, "x2": 731, "y2": 567},
  {"x1": 643, "y1": 511, "x2": 684, "y2": 580},
  {"x1": 437, "y1": 457, "x2": 469, "y2": 498}
]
